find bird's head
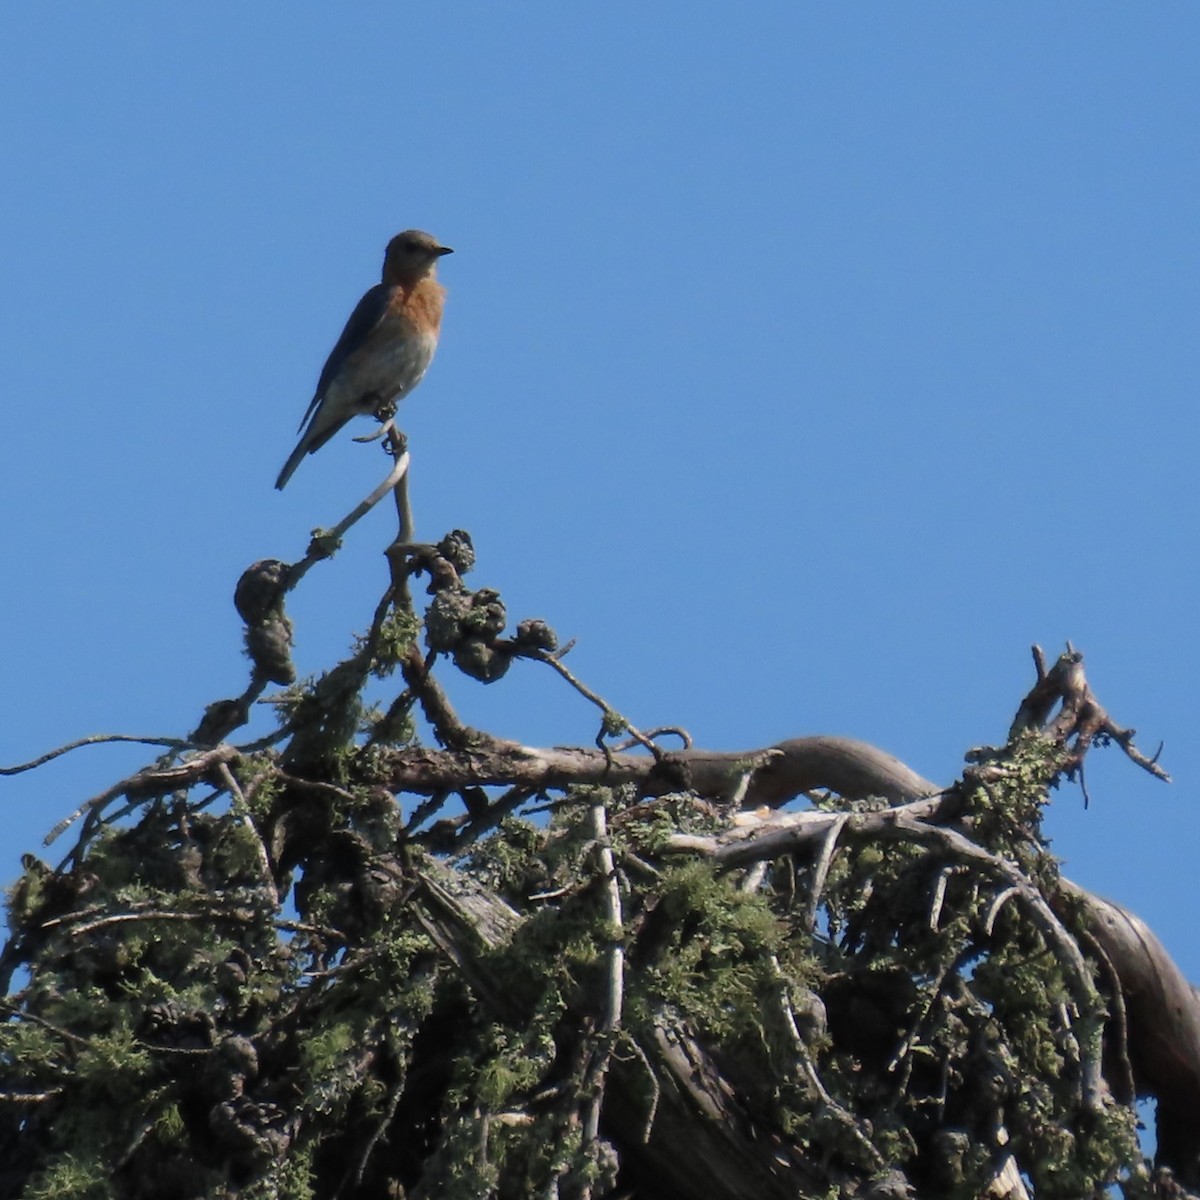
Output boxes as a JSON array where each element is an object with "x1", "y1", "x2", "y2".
[{"x1": 382, "y1": 230, "x2": 453, "y2": 285}]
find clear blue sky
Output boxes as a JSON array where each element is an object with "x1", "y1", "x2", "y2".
[{"x1": 2, "y1": 6, "x2": 1197, "y2": 978}]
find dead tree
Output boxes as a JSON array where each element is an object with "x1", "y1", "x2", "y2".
[{"x1": 0, "y1": 443, "x2": 1192, "y2": 1200}]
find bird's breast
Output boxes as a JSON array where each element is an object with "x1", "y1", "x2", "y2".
[
  {"x1": 335, "y1": 325, "x2": 438, "y2": 412},
  {"x1": 397, "y1": 277, "x2": 446, "y2": 334}
]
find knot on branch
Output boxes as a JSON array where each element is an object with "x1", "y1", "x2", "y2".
[
  {"x1": 208, "y1": 1095, "x2": 293, "y2": 1169},
  {"x1": 294, "y1": 828, "x2": 407, "y2": 939},
  {"x1": 139, "y1": 1001, "x2": 217, "y2": 1050},
  {"x1": 434, "y1": 528, "x2": 476, "y2": 574},
  {"x1": 234, "y1": 559, "x2": 295, "y2": 687},
  {"x1": 402, "y1": 531, "x2": 559, "y2": 684},
  {"x1": 426, "y1": 585, "x2": 511, "y2": 681},
  {"x1": 183, "y1": 560, "x2": 295, "y2": 747},
  {"x1": 195, "y1": 1035, "x2": 294, "y2": 1168},
  {"x1": 513, "y1": 618, "x2": 559, "y2": 654},
  {"x1": 389, "y1": 529, "x2": 476, "y2": 591}
]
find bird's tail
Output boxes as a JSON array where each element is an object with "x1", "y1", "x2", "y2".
[
  {"x1": 275, "y1": 408, "x2": 348, "y2": 490},
  {"x1": 274, "y1": 438, "x2": 310, "y2": 490}
]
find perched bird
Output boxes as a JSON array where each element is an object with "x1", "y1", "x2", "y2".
[{"x1": 275, "y1": 230, "x2": 453, "y2": 490}]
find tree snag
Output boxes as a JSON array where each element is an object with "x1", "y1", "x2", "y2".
[{"x1": 0, "y1": 459, "x2": 1190, "y2": 1199}]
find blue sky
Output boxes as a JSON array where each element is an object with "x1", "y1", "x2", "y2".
[{"x1": 2, "y1": 6, "x2": 1197, "y2": 980}]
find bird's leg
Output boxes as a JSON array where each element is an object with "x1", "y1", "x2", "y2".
[{"x1": 373, "y1": 396, "x2": 399, "y2": 424}]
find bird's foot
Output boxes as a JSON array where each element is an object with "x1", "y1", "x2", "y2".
[{"x1": 373, "y1": 397, "x2": 398, "y2": 424}]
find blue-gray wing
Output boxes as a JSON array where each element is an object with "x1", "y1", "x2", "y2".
[{"x1": 296, "y1": 284, "x2": 395, "y2": 432}]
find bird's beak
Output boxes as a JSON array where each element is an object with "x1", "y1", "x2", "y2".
[{"x1": 435, "y1": 245, "x2": 454, "y2": 257}]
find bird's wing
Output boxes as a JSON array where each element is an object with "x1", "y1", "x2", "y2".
[{"x1": 296, "y1": 284, "x2": 396, "y2": 432}]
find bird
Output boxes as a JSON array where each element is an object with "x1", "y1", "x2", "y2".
[{"x1": 275, "y1": 230, "x2": 453, "y2": 490}]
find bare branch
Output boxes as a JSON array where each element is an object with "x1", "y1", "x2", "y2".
[
  {"x1": 525, "y1": 649, "x2": 664, "y2": 762},
  {"x1": 284, "y1": 448, "x2": 411, "y2": 591},
  {"x1": 215, "y1": 762, "x2": 279, "y2": 907},
  {"x1": 0, "y1": 733, "x2": 188, "y2": 776},
  {"x1": 45, "y1": 744, "x2": 242, "y2": 846},
  {"x1": 1009, "y1": 645, "x2": 1170, "y2": 783},
  {"x1": 582, "y1": 800, "x2": 624, "y2": 1145},
  {"x1": 803, "y1": 813, "x2": 848, "y2": 933}
]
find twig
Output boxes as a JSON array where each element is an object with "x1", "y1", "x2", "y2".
[
  {"x1": 215, "y1": 762, "x2": 279, "y2": 907},
  {"x1": 1072, "y1": 918, "x2": 1136, "y2": 1106},
  {"x1": 0, "y1": 1001, "x2": 89, "y2": 1046},
  {"x1": 885, "y1": 815, "x2": 1105, "y2": 1113},
  {"x1": 582, "y1": 800, "x2": 624, "y2": 1145},
  {"x1": 344, "y1": 1051, "x2": 407, "y2": 1195},
  {"x1": 614, "y1": 1034, "x2": 659, "y2": 1143},
  {"x1": 450, "y1": 786, "x2": 537, "y2": 852},
  {"x1": 612, "y1": 726, "x2": 693, "y2": 751},
  {"x1": 768, "y1": 954, "x2": 885, "y2": 1171},
  {"x1": 57, "y1": 910, "x2": 250, "y2": 938},
  {"x1": 387, "y1": 427, "x2": 415, "y2": 544},
  {"x1": 527, "y1": 650, "x2": 662, "y2": 762},
  {"x1": 352, "y1": 417, "x2": 395, "y2": 445},
  {"x1": 983, "y1": 886, "x2": 1021, "y2": 937},
  {"x1": 528, "y1": 885, "x2": 573, "y2": 902},
  {"x1": 1009, "y1": 645, "x2": 1170, "y2": 783},
  {"x1": 1031, "y1": 644, "x2": 1047, "y2": 682},
  {"x1": 803, "y1": 814, "x2": 848, "y2": 933},
  {"x1": 284, "y1": 449, "x2": 411, "y2": 591},
  {"x1": 402, "y1": 789, "x2": 453, "y2": 836},
  {"x1": 1, "y1": 734, "x2": 188, "y2": 776},
  {"x1": 232, "y1": 725, "x2": 294, "y2": 754},
  {"x1": 739, "y1": 860, "x2": 769, "y2": 894},
  {"x1": 665, "y1": 801, "x2": 1106, "y2": 1112},
  {"x1": 928, "y1": 865, "x2": 953, "y2": 931},
  {"x1": 45, "y1": 744, "x2": 242, "y2": 846},
  {"x1": 46, "y1": 779, "x2": 130, "y2": 849},
  {"x1": 272, "y1": 773, "x2": 361, "y2": 805},
  {"x1": 889, "y1": 944, "x2": 976, "y2": 1095}
]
